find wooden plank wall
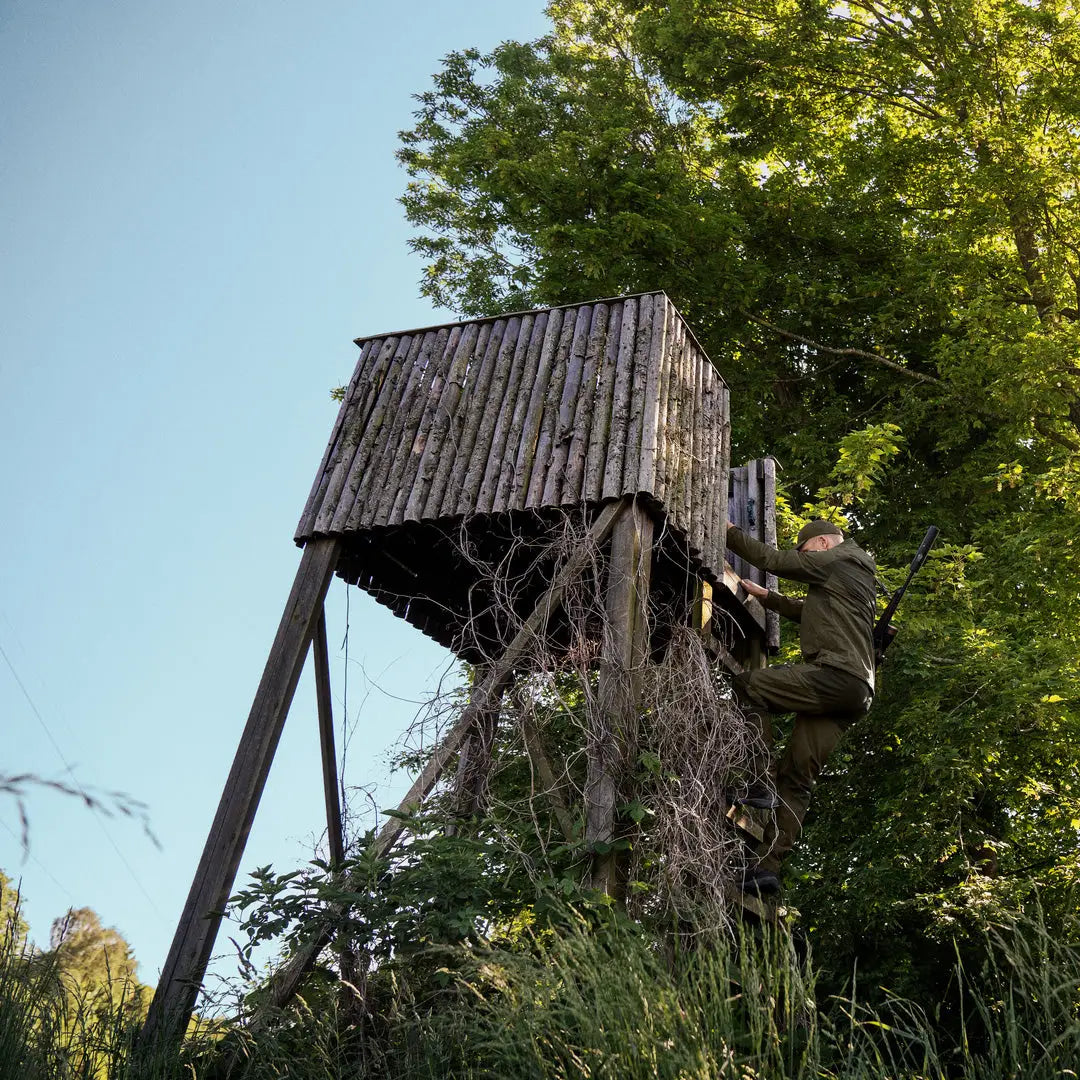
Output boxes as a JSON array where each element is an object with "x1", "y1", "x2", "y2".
[
  {"x1": 727, "y1": 457, "x2": 780, "y2": 650},
  {"x1": 296, "y1": 292, "x2": 731, "y2": 585}
]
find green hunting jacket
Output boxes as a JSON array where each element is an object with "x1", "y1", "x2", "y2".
[{"x1": 726, "y1": 525, "x2": 877, "y2": 692}]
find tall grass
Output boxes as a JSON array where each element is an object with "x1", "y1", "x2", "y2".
[
  {"x1": 381, "y1": 915, "x2": 936, "y2": 1079},
  {"x1": 0, "y1": 927, "x2": 141, "y2": 1080},
  {"x1": 319, "y1": 907, "x2": 1080, "y2": 1079},
  {"x1": 4, "y1": 898, "x2": 1080, "y2": 1078}
]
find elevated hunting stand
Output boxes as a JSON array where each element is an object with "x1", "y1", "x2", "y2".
[{"x1": 142, "y1": 292, "x2": 778, "y2": 1049}]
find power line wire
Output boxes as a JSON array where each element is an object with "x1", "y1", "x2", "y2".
[
  {"x1": 0, "y1": 816, "x2": 74, "y2": 901},
  {"x1": 0, "y1": 637, "x2": 165, "y2": 917}
]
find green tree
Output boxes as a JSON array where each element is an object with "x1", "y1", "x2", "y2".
[
  {"x1": 0, "y1": 870, "x2": 28, "y2": 954},
  {"x1": 47, "y1": 907, "x2": 144, "y2": 1016},
  {"x1": 396, "y1": 0, "x2": 1080, "y2": 1008}
]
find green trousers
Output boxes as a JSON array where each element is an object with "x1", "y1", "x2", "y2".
[{"x1": 734, "y1": 663, "x2": 872, "y2": 873}]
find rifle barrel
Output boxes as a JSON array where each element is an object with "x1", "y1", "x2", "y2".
[
  {"x1": 875, "y1": 526, "x2": 940, "y2": 639},
  {"x1": 909, "y1": 525, "x2": 939, "y2": 574}
]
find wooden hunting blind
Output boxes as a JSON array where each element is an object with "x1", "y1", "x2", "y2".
[
  {"x1": 296, "y1": 291, "x2": 769, "y2": 659},
  {"x1": 144, "y1": 291, "x2": 779, "y2": 1049}
]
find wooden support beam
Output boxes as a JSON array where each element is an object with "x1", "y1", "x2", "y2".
[
  {"x1": 730, "y1": 888, "x2": 774, "y2": 923},
  {"x1": 744, "y1": 630, "x2": 767, "y2": 672},
  {"x1": 587, "y1": 495, "x2": 653, "y2": 896},
  {"x1": 721, "y1": 560, "x2": 767, "y2": 626},
  {"x1": 520, "y1": 714, "x2": 576, "y2": 844},
  {"x1": 692, "y1": 578, "x2": 713, "y2": 638},
  {"x1": 313, "y1": 608, "x2": 345, "y2": 868},
  {"x1": 141, "y1": 537, "x2": 341, "y2": 1054},
  {"x1": 312, "y1": 608, "x2": 361, "y2": 999},
  {"x1": 709, "y1": 638, "x2": 744, "y2": 677},
  {"x1": 265, "y1": 499, "x2": 629, "y2": 1011},
  {"x1": 449, "y1": 664, "x2": 497, "y2": 828},
  {"x1": 369, "y1": 499, "x2": 626, "y2": 859}
]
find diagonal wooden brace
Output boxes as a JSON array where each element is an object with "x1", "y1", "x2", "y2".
[
  {"x1": 265, "y1": 498, "x2": 629, "y2": 1010},
  {"x1": 142, "y1": 537, "x2": 341, "y2": 1054},
  {"x1": 586, "y1": 497, "x2": 654, "y2": 895}
]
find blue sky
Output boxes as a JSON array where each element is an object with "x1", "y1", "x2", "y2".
[{"x1": 1, "y1": 0, "x2": 551, "y2": 984}]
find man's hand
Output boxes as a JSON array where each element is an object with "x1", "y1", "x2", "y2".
[{"x1": 740, "y1": 578, "x2": 769, "y2": 600}]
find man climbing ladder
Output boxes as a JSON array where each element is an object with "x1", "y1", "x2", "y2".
[{"x1": 726, "y1": 519, "x2": 877, "y2": 896}]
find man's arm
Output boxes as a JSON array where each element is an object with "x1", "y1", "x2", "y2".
[
  {"x1": 740, "y1": 578, "x2": 803, "y2": 622},
  {"x1": 727, "y1": 525, "x2": 832, "y2": 585}
]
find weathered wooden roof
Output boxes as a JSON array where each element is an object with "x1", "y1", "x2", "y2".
[
  {"x1": 296, "y1": 292, "x2": 729, "y2": 574},
  {"x1": 294, "y1": 292, "x2": 760, "y2": 662}
]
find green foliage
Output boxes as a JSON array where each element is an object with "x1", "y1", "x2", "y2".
[
  {"x1": 230, "y1": 818, "x2": 601, "y2": 984},
  {"x1": 0, "y1": 872, "x2": 28, "y2": 955},
  {"x1": 394, "y1": 0, "x2": 1080, "y2": 1012},
  {"x1": 48, "y1": 908, "x2": 142, "y2": 1016},
  {"x1": 7, "y1": 881, "x2": 1080, "y2": 1077},
  {"x1": 141, "y1": 904, "x2": 1080, "y2": 1077},
  {"x1": 0, "y1": 888, "x2": 152, "y2": 1080}
]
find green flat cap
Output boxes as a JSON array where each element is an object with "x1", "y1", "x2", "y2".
[{"x1": 797, "y1": 519, "x2": 844, "y2": 548}]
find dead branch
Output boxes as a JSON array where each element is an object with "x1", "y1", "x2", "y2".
[{"x1": 744, "y1": 312, "x2": 942, "y2": 385}]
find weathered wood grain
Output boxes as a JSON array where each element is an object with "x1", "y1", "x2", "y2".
[
  {"x1": 296, "y1": 292, "x2": 746, "y2": 597},
  {"x1": 366, "y1": 330, "x2": 442, "y2": 528},
  {"x1": 495, "y1": 311, "x2": 552, "y2": 510},
  {"x1": 456, "y1": 316, "x2": 523, "y2": 515},
  {"x1": 143, "y1": 537, "x2": 341, "y2": 1053},
  {"x1": 477, "y1": 313, "x2": 541, "y2": 514},
  {"x1": 717, "y1": 384, "x2": 732, "y2": 572},
  {"x1": 391, "y1": 325, "x2": 461, "y2": 523},
  {"x1": 542, "y1": 304, "x2": 592, "y2": 506},
  {"x1": 653, "y1": 307, "x2": 675, "y2": 506},
  {"x1": 527, "y1": 310, "x2": 576, "y2": 508},
  {"x1": 584, "y1": 301, "x2": 621, "y2": 501},
  {"x1": 761, "y1": 457, "x2": 780, "y2": 650},
  {"x1": 511, "y1": 308, "x2": 564, "y2": 510},
  {"x1": 420, "y1": 321, "x2": 492, "y2": 519},
  {"x1": 677, "y1": 327, "x2": 695, "y2": 534},
  {"x1": 404, "y1": 322, "x2": 481, "y2": 521},
  {"x1": 600, "y1": 298, "x2": 638, "y2": 499},
  {"x1": 563, "y1": 303, "x2": 608, "y2": 503},
  {"x1": 314, "y1": 336, "x2": 398, "y2": 534},
  {"x1": 728, "y1": 465, "x2": 748, "y2": 582},
  {"x1": 636, "y1": 296, "x2": 669, "y2": 496},
  {"x1": 375, "y1": 328, "x2": 450, "y2": 528},
  {"x1": 587, "y1": 496, "x2": 653, "y2": 896},
  {"x1": 620, "y1": 293, "x2": 653, "y2": 496},
  {"x1": 297, "y1": 338, "x2": 377, "y2": 539},
  {"x1": 313, "y1": 608, "x2": 345, "y2": 869},
  {"x1": 701, "y1": 371, "x2": 718, "y2": 568},
  {"x1": 337, "y1": 334, "x2": 423, "y2": 532},
  {"x1": 621, "y1": 293, "x2": 654, "y2": 496},
  {"x1": 665, "y1": 321, "x2": 686, "y2": 523},
  {"x1": 324, "y1": 334, "x2": 413, "y2": 535},
  {"x1": 689, "y1": 338, "x2": 706, "y2": 556}
]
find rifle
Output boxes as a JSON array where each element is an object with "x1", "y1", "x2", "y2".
[{"x1": 873, "y1": 525, "x2": 939, "y2": 666}]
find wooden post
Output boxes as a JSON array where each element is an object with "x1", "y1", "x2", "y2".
[
  {"x1": 141, "y1": 537, "x2": 341, "y2": 1054},
  {"x1": 263, "y1": 500, "x2": 629, "y2": 1011},
  {"x1": 313, "y1": 608, "x2": 346, "y2": 867},
  {"x1": 312, "y1": 608, "x2": 364, "y2": 1005},
  {"x1": 586, "y1": 495, "x2": 654, "y2": 896},
  {"x1": 448, "y1": 664, "x2": 498, "y2": 829},
  {"x1": 520, "y1": 714, "x2": 576, "y2": 844}
]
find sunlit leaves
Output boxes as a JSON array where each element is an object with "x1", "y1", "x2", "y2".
[{"x1": 392, "y1": 0, "x2": 1080, "y2": 1012}]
